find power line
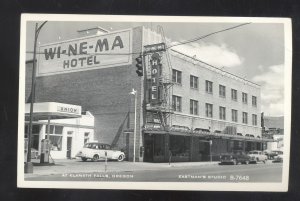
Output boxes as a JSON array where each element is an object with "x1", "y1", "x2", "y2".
[
  {"x1": 26, "y1": 22, "x2": 251, "y2": 57},
  {"x1": 168, "y1": 22, "x2": 251, "y2": 49}
]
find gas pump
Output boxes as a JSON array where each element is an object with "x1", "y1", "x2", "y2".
[{"x1": 40, "y1": 139, "x2": 51, "y2": 163}]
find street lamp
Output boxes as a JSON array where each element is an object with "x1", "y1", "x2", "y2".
[
  {"x1": 129, "y1": 88, "x2": 137, "y2": 163},
  {"x1": 25, "y1": 21, "x2": 47, "y2": 173}
]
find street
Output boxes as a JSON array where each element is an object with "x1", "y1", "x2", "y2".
[{"x1": 25, "y1": 160, "x2": 282, "y2": 182}]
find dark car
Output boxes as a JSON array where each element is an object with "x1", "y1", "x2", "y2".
[
  {"x1": 264, "y1": 150, "x2": 279, "y2": 159},
  {"x1": 219, "y1": 150, "x2": 251, "y2": 165}
]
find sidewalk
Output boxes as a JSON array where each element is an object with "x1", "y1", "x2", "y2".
[{"x1": 25, "y1": 159, "x2": 219, "y2": 177}]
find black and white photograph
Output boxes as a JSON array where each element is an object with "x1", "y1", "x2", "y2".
[{"x1": 17, "y1": 14, "x2": 292, "y2": 191}]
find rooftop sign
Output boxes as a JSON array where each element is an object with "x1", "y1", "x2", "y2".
[
  {"x1": 37, "y1": 29, "x2": 132, "y2": 77},
  {"x1": 144, "y1": 42, "x2": 166, "y2": 54}
]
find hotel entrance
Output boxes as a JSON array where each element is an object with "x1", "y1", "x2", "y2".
[{"x1": 143, "y1": 133, "x2": 166, "y2": 162}]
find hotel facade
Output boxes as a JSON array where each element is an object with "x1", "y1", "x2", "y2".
[{"x1": 25, "y1": 25, "x2": 266, "y2": 162}]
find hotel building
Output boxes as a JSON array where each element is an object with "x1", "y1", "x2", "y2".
[{"x1": 25, "y1": 25, "x2": 267, "y2": 162}]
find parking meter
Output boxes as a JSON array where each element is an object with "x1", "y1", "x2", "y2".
[
  {"x1": 104, "y1": 151, "x2": 108, "y2": 172},
  {"x1": 40, "y1": 139, "x2": 51, "y2": 163}
]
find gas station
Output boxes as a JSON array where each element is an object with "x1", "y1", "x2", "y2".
[{"x1": 24, "y1": 102, "x2": 95, "y2": 166}]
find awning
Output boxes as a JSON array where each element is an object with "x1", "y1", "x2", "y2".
[
  {"x1": 143, "y1": 128, "x2": 273, "y2": 142},
  {"x1": 25, "y1": 102, "x2": 82, "y2": 120}
]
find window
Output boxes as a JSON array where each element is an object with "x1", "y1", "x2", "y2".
[
  {"x1": 252, "y1": 114, "x2": 257, "y2": 126},
  {"x1": 219, "y1": 85, "x2": 226, "y2": 97},
  {"x1": 46, "y1": 125, "x2": 63, "y2": 134},
  {"x1": 252, "y1": 96, "x2": 257, "y2": 107},
  {"x1": 190, "y1": 75, "x2": 198, "y2": 89},
  {"x1": 242, "y1": 92, "x2": 248, "y2": 104},
  {"x1": 84, "y1": 132, "x2": 90, "y2": 144},
  {"x1": 219, "y1": 106, "x2": 226, "y2": 120},
  {"x1": 231, "y1": 89, "x2": 237, "y2": 101},
  {"x1": 205, "y1": 103, "x2": 213, "y2": 118},
  {"x1": 46, "y1": 125, "x2": 63, "y2": 151},
  {"x1": 170, "y1": 135, "x2": 190, "y2": 157},
  {"x1": 172, "y1": 69, "x2": 182, "y2": 84},
  {"x1": 205, "y1": 80, "x2": 213, "y2": 94},
  {"x1": 232, "y1": 109, "x2": 238, "y2": 122},
  {"x1": 242, "y1": 112, "x2": 248, "y2": 124},
  {"x1": 190, "y1": 99, "x2": 198, "y2": 115},
  {"x1": 172, "y1": 95, "x2": 182, "y2": 112}
]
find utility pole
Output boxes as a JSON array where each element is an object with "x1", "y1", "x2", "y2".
[{"x1": 25, "y1": 21, "x2": 47, "y2": 174}]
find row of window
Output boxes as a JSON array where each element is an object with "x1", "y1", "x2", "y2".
[
  {"x1": 172, "y1": 69, "x2": 258, "y2": 107},
  {"x1": 173, "y1": 95, "x2": 258, "y2": 125}
]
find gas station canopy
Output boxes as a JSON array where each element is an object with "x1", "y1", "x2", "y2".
[{"x1": 25, "y1": 102, "x2": 82, "y2": 120}]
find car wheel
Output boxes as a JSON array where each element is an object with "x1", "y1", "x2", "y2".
[
  {"x1": 81, "y1": 157, "x2": 87, "y2": 162},
  {"x1": 117, "y1": 154, "x2": 125, "y2": 162},
  {"x1": 92, "y1": 154, "x2": 99, "y2": 162}
]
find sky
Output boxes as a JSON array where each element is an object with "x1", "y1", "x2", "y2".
[{"x1": 25, "y1": 20, "x2": 286, "y2": 116}]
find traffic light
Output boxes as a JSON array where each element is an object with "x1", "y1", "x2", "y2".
[{"x1": 135, "y1": 54, "x2": 143, "y2": 76}]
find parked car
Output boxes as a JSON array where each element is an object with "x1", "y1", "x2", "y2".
[
  {"x1": 264, "y1": 150, "x2": 281, "y2": 159},
  {"x1": 219, "y1": 150, "x2": 251, "y2": 165},
  {"x1": 272, "y1": 151, "x2": 283, "y2": 163},
  {"x1": 76, "y1": 143, "x2": 125, "y2": 162},
  {"x1": 247, "y1": 150, "x2": 268, "y2": 163}
]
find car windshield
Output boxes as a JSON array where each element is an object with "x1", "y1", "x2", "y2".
[{"x1": 84, "y1": 143, "x2": 93, "y2": 148}]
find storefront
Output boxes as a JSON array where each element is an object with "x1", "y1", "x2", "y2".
[
  {"x1": 25, "y1": 102, "x2": 95, "y2": 159},
  {"x1": 142, "y1": 129, "x2": 270, "y2": 163}
]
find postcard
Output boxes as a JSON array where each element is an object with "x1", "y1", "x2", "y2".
[{"x1": 18, "y1": 14, "x2": 292, "y2": 191}]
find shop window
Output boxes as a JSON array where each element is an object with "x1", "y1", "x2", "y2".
[
  {"x1": 172, "y1": 69, "x2": 182, "y2": 84},
  {"x1": 25, "y1": 125, "x2": 40, "y2": 134},
  {"x1": 46, "y1": 125, "x2": 63, "y2": 151},
  {"x1": 190, "y1": 99, "x2": 198, "y2": 115},
  {"x1": 169, "y1": 135, "x2": 190, "y2": 157},
  {"x1": 49, "y1": 135, "x2": 62, "y2": 151},
  {"x1": 32, "y1": 134, "x2": 39, "y2": 150},
  {"x1": 154, "y1": 135, "x2": 165, "y2": 157},
  {"x1": 205, "y1": 103, "x2": 213, "y2": 118},
  {"x1": 205, "y1": 80, "x2": 213, "y2": 94},
  {"x1": 46, "y1": 125, "x2": 63, "y2": 134},
  {"x1": 172, "y1": 95, "x2": 182, "y2": 112},
  {"x1": 190, "y1": 75, "x2": 198, "y2": 89},
  {"x1": 231, "y1": 89, "x2": 237, "y2": 101},
  {"x1": 219, "y1": 85, "x2": 226, "y2": 98}
]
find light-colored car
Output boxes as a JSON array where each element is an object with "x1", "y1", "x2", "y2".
[
  {"x1": 76, "y1": 143, "x2": 125, "y2": 162},
  {"x1": 248, "y1": 150, "x2": 268, "y2": 164}
]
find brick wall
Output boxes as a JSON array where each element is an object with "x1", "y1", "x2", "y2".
[{"x1": 25, "y1": 27, "x2": 144, "y2": 161}]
